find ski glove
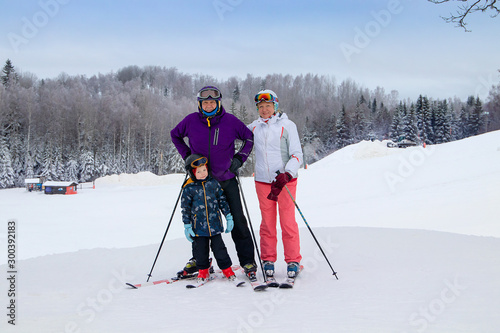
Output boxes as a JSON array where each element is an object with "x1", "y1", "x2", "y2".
[
  {"x1": 274, "y1": 172, "x2": 293, "y2": 189},
  {"x1": 225, "y1": 213, "x2": 234, "y2": 233},
  {"x1": 229, "y1": 155, "x2": 242, "y2": 174},
  {"x1": 267, "y1": 184, "x2": 282, "y2": 201},
  {"x1": 184, "y1": 224, "x2": 195, "y2": 243}
]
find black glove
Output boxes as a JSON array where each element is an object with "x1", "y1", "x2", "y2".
[{"x1": 229, "y1": 155, "x2": 243, "y2": 174}]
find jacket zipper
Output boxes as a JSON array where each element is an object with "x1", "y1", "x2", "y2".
[
  {"x1": 207, "y1": 118, "x2": 212, "y2": 173},
  {"x1": 202, "y1": 181, "x2": 211, "y2": 237}
]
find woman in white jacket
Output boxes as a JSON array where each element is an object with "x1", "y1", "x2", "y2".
[{"x1": 247, "y1": 89, "x2": 304, "y2": 282}]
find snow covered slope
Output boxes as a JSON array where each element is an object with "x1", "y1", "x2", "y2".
[{"x1": 1, "y1": 131, "x2": 499, "y2": 332}]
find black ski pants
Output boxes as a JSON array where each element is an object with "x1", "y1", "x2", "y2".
[
  {"x1": 193, "y1": 234, "x2": 231, "y2": 271},
  {"x1": 190, "y1": 177, "x2": 255, "y2": 267}
]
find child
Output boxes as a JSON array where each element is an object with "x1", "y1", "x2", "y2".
[{"x1": 181, "y1": 154, "x2": 243, "y2": 286}]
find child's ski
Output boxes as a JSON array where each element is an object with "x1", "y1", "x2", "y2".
[
  {"x1": 127, "y1": 265, "x2": 240, "y2": 289},
  {"x1": 228, "y1": 275, "x2": 246, "y2": 287},
  {"x1": 126, "y1": 277, "x2": 180, "y2": 289},
  {"x1": 278, "y1": 265, "x2": 304, "y2": 289},
  {"x1": 186, "y1": 276, "x2": 216, "y2": 288}
]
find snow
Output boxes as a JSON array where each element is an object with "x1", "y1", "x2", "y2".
[{"x1": 1, "y1": 131, "x2": 500, "y2": 333}]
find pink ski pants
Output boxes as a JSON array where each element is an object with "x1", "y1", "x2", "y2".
[{"x1": 255, "y1": 180, "x2": 302, "y2": 264}]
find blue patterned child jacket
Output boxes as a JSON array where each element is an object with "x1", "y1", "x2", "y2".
[{"x1": 181, "y1": 176, "x2": 231, "y2": 237}]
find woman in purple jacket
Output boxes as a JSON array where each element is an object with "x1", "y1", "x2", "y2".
[{"x1": 171, "y1": 86, "x2": 258, "y2": 280}]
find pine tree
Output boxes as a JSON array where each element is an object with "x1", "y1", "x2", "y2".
[
  {"x1": 1, "y1": 59, "x2": 19, "y2": 88},
  {"x1": 433, "y1": 100, "x2": 452, "y2": 143},
  {"x1": 468, "y1": 96, "x2": 482, "y2": 136},
  {"x1": 336, "y1": 105, "x2": 351, "y2": 148},
  {"x1": 458, "y1": 106, "x2": 469, "y2": 139},
  {"x1": 232, "y1": 85, "x2": 240, "y2": 103},
  {"x1": 390, "y1": 102, "x2": 405, "y2": 141},
  {"x1": 416, "y1": 95, "x2": 433, "y2": 144},
  {"x1": 352, "y1": 103, "x2": 368, "y2": 142},
  {"x1": 402, "y1": 103, "x2": 419, "y2": 143}
]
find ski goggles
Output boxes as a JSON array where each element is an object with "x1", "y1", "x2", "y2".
[
  {"x1": 197, "y1": 88, "x2": 222, "y2": 100},
  {"x1": 190, "y1": 156, "x2": 208, "y2": 168},
  {"x1": 254, "y1": 92, "x2": 278, "y2": 104}
]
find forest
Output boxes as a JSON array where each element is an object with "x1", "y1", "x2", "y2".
[{"x1": 1, "y1": 59, "x2": 499, "y2": 188}]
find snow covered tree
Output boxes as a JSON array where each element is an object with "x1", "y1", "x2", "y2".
[
  {"x1": 351, "y1": 102, "x2": 369, "y2": 142},
  {"x1": 232, "y1": 84, "x2": 240, "y2": 103},
  {"x1": 416, "y1": 95, "x2": 433, "y2": 144},
  {"x1": 336, "y1": 105, "x2": 351, "y2": 148},
  {"x1": 433, "y1": 100, "x2": 452, "y2": 144},
  {"x1": 79, "y1": 150, "x2": 95, "y2": 182},
  {"x1": 402, "y1": 104, "x2": 419, "y2": 143},
  {"x1": 1, "y1": 59, "x2": 18, "y2": 88},
  {"x1": 468, "y1": 96, "x2": 484, "y2": 136},
  {"x1": 0, "y1": 138, "x2": 15, "y2": 188},
  {"x1": 390, "y1": 102, "x2": 405, "y2": 141}
]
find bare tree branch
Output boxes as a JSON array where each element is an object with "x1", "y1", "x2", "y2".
[{"x1": 428, "y1": 0, "x2": 499, "y2": 31}]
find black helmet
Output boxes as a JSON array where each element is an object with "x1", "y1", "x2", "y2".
[{"x1": 185, "y1": 154, "x2": 208, "y2": 180}]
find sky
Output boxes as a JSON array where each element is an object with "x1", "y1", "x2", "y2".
[{"x1": 1, "y1": 0, "x2": 499, "y2": 101}]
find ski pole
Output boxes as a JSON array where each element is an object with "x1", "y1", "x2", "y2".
[
  {"x1": 283, "y1": 183, "x2": 339, "y2": 279},
  {"x1": 146, "y1": 174, "x2": 188, "y2": 282},
  {"x1": 236, "y1": 174, "x2": 267, "y2": 281}
]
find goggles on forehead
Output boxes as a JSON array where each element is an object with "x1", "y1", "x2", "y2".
[
  {"x1": 254, "y1": 92, "x2": 278, "y2": 104},
  {"x1": 197, "y1": 88, "x2": 222, "y2": 100},
  {"x1": 190, "y1": 156, "x2": 208, "y2": 168}
]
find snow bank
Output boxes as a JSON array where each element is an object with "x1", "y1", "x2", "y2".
[{"x1": 96, "y1": 171, "x2": 185, "y2": 186}]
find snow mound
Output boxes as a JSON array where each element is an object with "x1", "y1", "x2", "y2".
[{"x1": 95, "y1": 171, "x2": 185, "y2": 186}]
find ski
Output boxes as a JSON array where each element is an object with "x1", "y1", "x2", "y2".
[
  {"x1": 265, "y1": 276, "x2": 280, "y2": 288},
  {"x1": 127, "y1": 265, "x2": 240, "y2": 289},
  {"x1": 245, "y1": 272, "x2": 268, "y2": 291},
  {"x1": 228, "y1": 275, "x2": 246, "y2": 287},
  {"x1": 278, "y1": 265, "x2": 304, "y2": 289},
  {"x1": 186, "y1": 276, "x2": 215, "y2": 288},
  {"x1": 126, "y1": 277, "x2": 181, "y2": 289}
]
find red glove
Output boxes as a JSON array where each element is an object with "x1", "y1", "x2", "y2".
[
  {"x1": 274, "y1": 172, "x2": 292, "y2": 189},
  {"x1": 267, "y1": 184, "x2": 282, "y2": 201}
]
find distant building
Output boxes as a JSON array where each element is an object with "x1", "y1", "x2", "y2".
[
  {"x1": 25, "y1": 177, "x2": 45, "y2": 192},
  {"x1": 43, "y1": 181, "x2": 78, "y2": 195}
]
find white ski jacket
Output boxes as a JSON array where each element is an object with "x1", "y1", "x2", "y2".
[{"x1": 248, "y1": 112, "x2": 303, "y2": 184}]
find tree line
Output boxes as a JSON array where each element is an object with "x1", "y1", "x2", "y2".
[{"x1": 1, "y1": 59, "x2": 499, "y2": 188}]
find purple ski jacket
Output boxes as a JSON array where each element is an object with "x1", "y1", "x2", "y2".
[{"x1": 171, "y1": 106, "x2": 254, "y2": 182}]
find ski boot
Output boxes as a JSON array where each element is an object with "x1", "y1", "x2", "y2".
[
  {"x1": 287, "y1": 262, "x2": 300, "y2": 278},
  {"x1": 222, "y1": 266, "x2": 245, "y2": 287},
  {"x1": 263, "y1": 261, "x2": 279, "y2": 287},
  {"x1": 243, "y1": 263, "x2": 257, "y2": 282},
  {"x1": 176, "y1": 257, "x2": 214, "y2": 279}
]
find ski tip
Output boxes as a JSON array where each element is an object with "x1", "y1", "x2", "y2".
[
  {"x1": 126, "y1": 283, "x2": 138, "y2": 289},
  {"x1": 253, "y1": 284, "x2": 269, "y2": 291},
  {"x1": 278, "y1": 283, "x2": 293, "y2": 289}
]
